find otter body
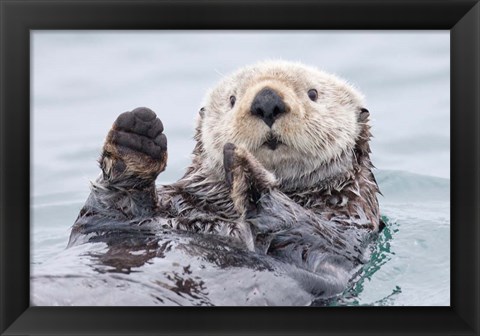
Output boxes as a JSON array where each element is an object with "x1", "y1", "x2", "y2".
[{"x1": 69, "y1": 61, "x2": 381, "y2": 302}]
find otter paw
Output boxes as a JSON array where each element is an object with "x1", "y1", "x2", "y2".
[
  {"x1": 223, "y1": 143, "x2": 277, "y2": 216},
  {"x1": 102, "y1": 107, "x2": 167, "y2": 180},
  {"x1": 112, "y1": 107, "x2": 166, "y2": 159}
]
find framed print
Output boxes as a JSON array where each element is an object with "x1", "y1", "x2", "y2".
[{"x1": 1, "y1": 0, "x2": 479, "y2": 335}]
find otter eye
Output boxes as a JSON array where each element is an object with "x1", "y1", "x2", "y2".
[
  {"x1": 229, "y1": 95, "x2": 236, "y2": 108},
  {"x1": 308, "y1": 89, "x2": 318, "y2": 101}
]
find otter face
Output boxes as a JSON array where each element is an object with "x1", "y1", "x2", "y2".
[{"x1": 200, "y1": 61, "x2": 366, "y2": 185}]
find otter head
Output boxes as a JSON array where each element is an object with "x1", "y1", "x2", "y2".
[{"x1": 199, "y1": 60, "x2": 369, "y2": 190}]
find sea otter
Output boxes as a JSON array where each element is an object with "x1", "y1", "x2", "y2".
[{"x1": 68, "y1": 60, "x2": 381, "y2": 302}]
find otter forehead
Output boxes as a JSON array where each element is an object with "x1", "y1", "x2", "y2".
[
  {"x1": 209, "y1": 61, "x2": 364, "y2": 104},
  {"x1": 199, "y1": 61, "x2": 367, "y2": 184}
]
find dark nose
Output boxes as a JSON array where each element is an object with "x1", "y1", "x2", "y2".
[{"x1": 250, "y1": 88, "x2": 286, "y2": 128}]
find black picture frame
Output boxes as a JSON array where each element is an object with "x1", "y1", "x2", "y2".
[{"x1": 1, "y1": 0, "x2": 479, "y2": 335}]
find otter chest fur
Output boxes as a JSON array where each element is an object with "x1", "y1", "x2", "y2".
[{"x1": 69, "y1": 60, "x2": 382, "y2": 303}]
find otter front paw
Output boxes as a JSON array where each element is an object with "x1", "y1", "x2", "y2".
[
  {"x1": 101, "y1": 107, "x2": 167, "y2": 182},
  {"x1": 223, "y1": 143, "x2": 277, "y2": 216}
]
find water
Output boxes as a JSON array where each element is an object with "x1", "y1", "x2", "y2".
[{"x1": 31, "y1": 31, "x2": 450, "y2": 306}]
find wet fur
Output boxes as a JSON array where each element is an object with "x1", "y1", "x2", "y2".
[{"x1": 69, "y1": 61, "x2": 381, "y2": 300}]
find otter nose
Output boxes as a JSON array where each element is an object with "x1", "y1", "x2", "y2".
[{"x1": 250, "y1": 88, "x2": 286, "y2": 128}]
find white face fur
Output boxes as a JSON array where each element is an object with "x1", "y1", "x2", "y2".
[{"x1": 200, "y1": 60, "x2": 366, "y2": 185}]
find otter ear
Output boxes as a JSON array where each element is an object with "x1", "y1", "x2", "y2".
[
  {"x1": 358, "y1": 108, "x2": 370, "y2": 122},
  {"x1": 199, "y1": 107, "x2": 206, "y2": 118}
]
